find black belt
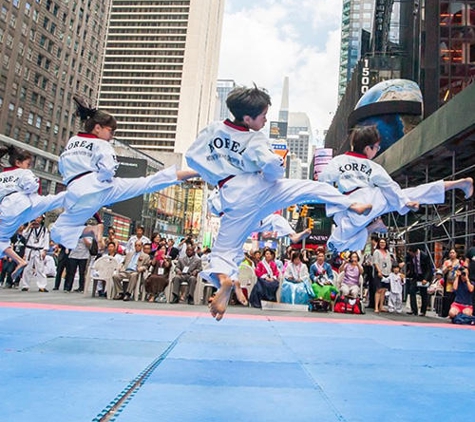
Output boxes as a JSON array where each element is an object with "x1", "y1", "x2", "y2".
[
  {"x1": 217, "y1": 175, "x2": 235, "y2": 189},
  {"x1": 26, "y1": 246, "x2": 43, "y2": 251},
  {"x1": 344, "y1": 187, "x2": 361, "y2": 195},
  {"x1": 67, "y1": 171, "x2": 93, "y2": 186}
]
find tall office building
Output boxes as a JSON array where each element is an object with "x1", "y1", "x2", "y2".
[
  {"x1": 0, "y1": 0, "x2": 111, "y2": 173},
  {"x1": 98, "y1": 0, "x2": 225, "y2": 165},
  {"x1": 338, "y1": 0, "x2": 400, "y2": 99},
  {"x1": 216, "y1": 79, "x2": 235, "y2": 120},
  {"x1": 286, "y1": 112, "x2": 311, "y2": 179}
]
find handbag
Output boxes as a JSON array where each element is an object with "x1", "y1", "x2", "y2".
[{"x1": 308, "y1": 298, "x2": 330, "y2": 312}]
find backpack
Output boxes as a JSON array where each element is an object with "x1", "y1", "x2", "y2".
[
  {"x1": 452, "y1": 313, "x2": 475, "y2": 325},
  {"x1": 333, "y1": 295, "x2": 365, "y2": 314}
]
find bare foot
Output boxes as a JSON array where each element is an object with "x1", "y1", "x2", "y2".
[
  {"x1": 289, "y1": 228, "x2": 312, "y2": 243},
  {"x1": 233, "y1": 281, "x2": 249, "y2": 306},
  {"x1": 461, "y1": 177, "x2": 473, "y2": 199},
  {"x1": 177, "y1": 170, "x2": 199, "y2": 180},
  {"x1": 406, "y1": 201, "x2": 419, "y2": 211},
  {"x1": 208, "y1": 275, "x2": 233, "y2": 321},
  {"x1": 349, "y1": 203, "x2": 372, "y2": 215},
  {"x1": 11, "y1": 260, "x2": 27, "y2": 280}
]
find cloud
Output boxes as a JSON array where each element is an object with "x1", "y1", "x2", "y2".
[{"x1": 218, "y1": 0, "x2": 342, "y2": 139}]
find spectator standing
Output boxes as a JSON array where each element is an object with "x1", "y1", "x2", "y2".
[
  {"x1": 170, "y1": 245, "x2": 202, "y2": 305},
  {"x1": 64, "y1": 237, "x2": 91, "y2": 292},
  {"x1": 383, "y1": 264, "x2": 405, "y2": 313},
  {"x1": 441, "y1": 248, "x2": 463, "y2": 316},
  {"x1": 406, "y1": 245, "x2": 433, "y2": 316},
  {"x1": 373, "y1": 238, "x2": 392, "y2": 313},
  {"x1": 165, "y1": 238, "x2": 180, "y2": 260},
  {"x1": 53, "y1": 245, "x2": 70, "y2": 291},
  {"x1": 125, "y1": 226, "x2": 150, "y2": 254},
  {"x1": 20, "y1": 216, "x2": 50, "y2": 292},
  {"x1": 0, "y1": 226, "x2": 26, "y2": 288}
]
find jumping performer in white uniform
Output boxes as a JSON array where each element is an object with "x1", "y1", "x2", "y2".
[
  {"x1": 50, "y1": 97, "x2": 198, "y2": 250},
  {"x1": 0, "y1": 146, "x2": 65, "y2": 277},
  {"x1": 319, "y1": 126, "x2": 473, "y2": 252},
  {"x1": 185, "y1": 85, "x2": 372, "y2": 321}
]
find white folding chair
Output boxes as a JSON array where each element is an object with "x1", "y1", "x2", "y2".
[{"x1": 84, "y1": 256, "x2": 119, "y2": 299}]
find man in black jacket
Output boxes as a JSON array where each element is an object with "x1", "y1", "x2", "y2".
[{"x1": 406, "y1": 245, "x2": 433, "y2": 316}]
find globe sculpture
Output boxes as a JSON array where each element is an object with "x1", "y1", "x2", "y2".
[{"x1": 348, "y1": 79, "x2": 423, "y2": 153}]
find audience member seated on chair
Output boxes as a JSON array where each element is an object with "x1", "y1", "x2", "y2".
[
  {"x1": 249, "y1": 248, "x2": 281, "y2": 308},
  {"x1": 339, "y1": 251, "x2": 364, "y2": 299},
  {"x1": 170, "y1": 245, "x2": 202, "y2": 305},
  {"x1": 281, "y1": 251, "x2": 311, "y2": 305},
  {"x1": 309, "y1": 249, "x2": 337, "y2": 302},
  {"x1": 145, "y1": 245, "x2": 172, "y2": 303},
  {"x1": 112, "y1": 240, "x2": 150, "y2": 301},
  {"x1": 448, "y1": 268, "x2": 474, "y2": 319}
]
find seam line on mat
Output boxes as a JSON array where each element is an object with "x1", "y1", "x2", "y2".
[{"x1": 92, "y1": 334, "x2": 182, "y2": 422}]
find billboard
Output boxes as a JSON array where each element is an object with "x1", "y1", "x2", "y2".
[
  {"x1": 110, "y1": 156, "x2": 148, "y2": 223},
  {"x1": 269, "y1": 121, "x2": 288, "y2": 139}
]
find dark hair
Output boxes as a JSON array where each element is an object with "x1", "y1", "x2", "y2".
[
  {"x1": 349, "y1": 125, "x2": 380, "y2": 154},
  {"x1": 226, "y1": 84, "x2": 271, "y2": 121},
  {"x1": 106, "y1": 241, "x2": 116, "y2": 248},
  {"x1": 377, "y1": 238, "x2": 388, "y2": 249},
  {"x1": 291, "y1": 251, "x2": 302, "y2": 262},
  {"x1": 73, "y1": 95, "x2": 117, "y2": 133},
  {"x1": 407, "y1": 245, "x2": 419, "y2": 253},
  {"x1": 0, "y1": 145, "x2": 32, "y2": 167}
]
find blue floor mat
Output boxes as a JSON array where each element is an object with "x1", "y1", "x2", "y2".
[{"x1": 1, "y1": 306, "x2": 475, "y2": 422}]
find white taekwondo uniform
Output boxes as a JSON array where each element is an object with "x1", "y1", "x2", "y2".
[
  {"x1": 185, "y1": 120, "x2": 356, "y2": 287},
  {"x1": 319, "y1": 151, "x2": 445, "y2": 252},
  {"x1": 0, "y1": 167, "x2": 64, "y2": 255},
  {"x1": 50, "y1": 133, "x2": 180, "y2": 248},
  {"x1": 20, "y1": 222, "x2": 50, "y2": 290}
]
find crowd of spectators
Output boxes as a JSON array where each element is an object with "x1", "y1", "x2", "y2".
[{"x1": 1, "y1": 219, "x2": 474, "y2": 323}]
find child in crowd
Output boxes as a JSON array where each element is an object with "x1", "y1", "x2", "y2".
[
  {"x1": 0, "y1": 146, "x2": 65, "y2": 278},
  {"x1": 50, "y1": 97, "x2": 197, "y2": 250},
  {"x1": 319, "y1": 125, "x2": 473, "y2": 252},
  {"x1": 185, "y1": 84, "x2": 372, "y2": 321},
  {"x1": 383, "y1": 264, "x2": 405, "y2": 313}
]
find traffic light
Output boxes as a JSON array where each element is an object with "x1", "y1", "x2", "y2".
[
  {"x1": 308, "y1": 218, "x2": 314, "y2": 230},
  {"x1": 287, "y1": 205, "x2": 296, "y2": 213},
  {"x1": 300, "y1": 205, "x2": 308, "y2": 217}
]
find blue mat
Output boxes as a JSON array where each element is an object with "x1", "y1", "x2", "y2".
[{"x1": 1, "y1": 306, "x2": 474, "y2": 422}]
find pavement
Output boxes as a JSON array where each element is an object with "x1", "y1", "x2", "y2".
[{"x1": 1, "y1": 278, "x2": 473, "y2": 422}]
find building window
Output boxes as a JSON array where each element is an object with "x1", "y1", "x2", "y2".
[{"x1": 28, "y1": 112, "x2": 34, "y2": 125}]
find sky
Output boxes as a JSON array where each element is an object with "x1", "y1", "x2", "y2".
[{"x1": 217, "y1": 0, "x2": 343, "y2": 144}]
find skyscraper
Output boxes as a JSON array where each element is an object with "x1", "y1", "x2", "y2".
[
  {"x1": 0, "y1": 0, "x2": 111, "y2": 157},
  {"x1": 216, "y1": 79, "x2": 236, "y2": 120},
  {"x1": 98, "y1": 0, "x2": 225, "y2": 164},
  {"x1": 338, "y1": 0, "x2": 401, "y2": 99}
]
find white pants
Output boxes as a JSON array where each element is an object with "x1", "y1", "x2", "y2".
[
  {"x1": 20, "y1": 250, "x2": 47, "y2": 289},
  {"x1": 51, "y1": 166, "x2": 178, "y2": 248},
  {"x1": 201, "y1": 173, "x2": 354, "y2": 287},
  {"x1": 340, "y1": 283, "x2": 360, "y2": 298},
  {"x1": 0, "y1": 191, "x2": 65, "y2": 255},
  {"x1": 388, "y1": 292, "x2": 403, "y2": 312},
  {"x1": 327, "y1": 180, "x2": 445, "y2": 252}
]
